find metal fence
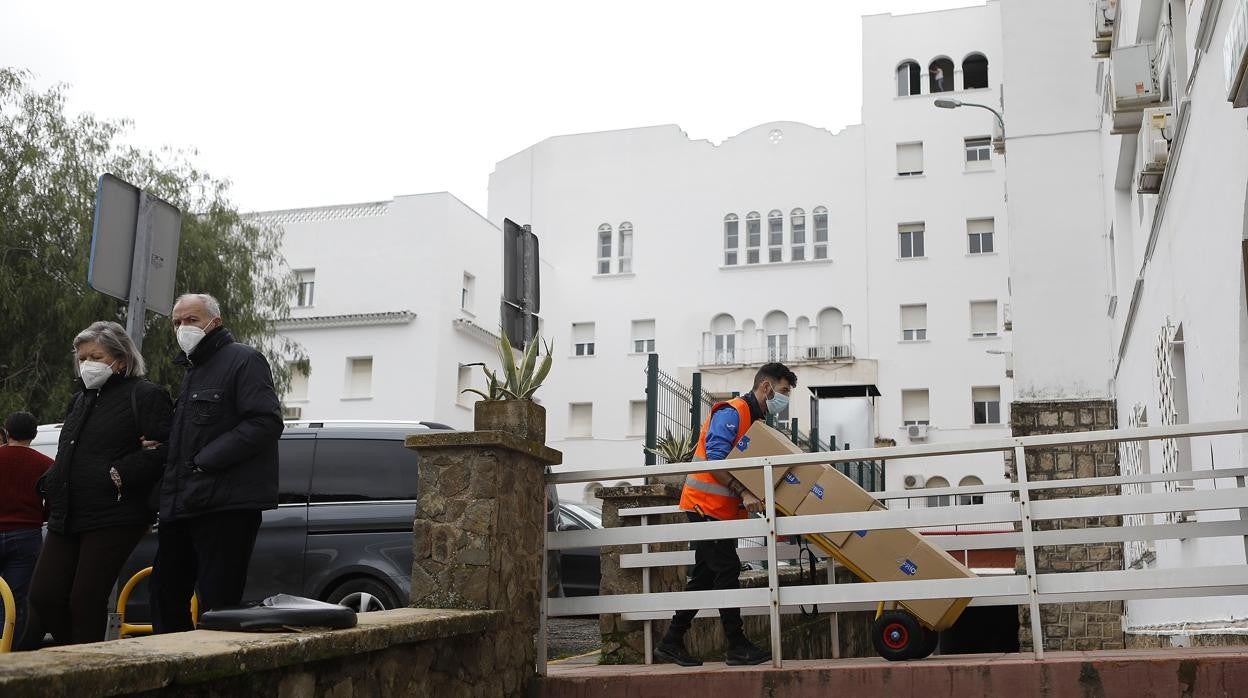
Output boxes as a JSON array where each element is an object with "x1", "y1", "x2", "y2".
[{"x1": 643, "y1": 354, "x2": 715, "y2": 465}]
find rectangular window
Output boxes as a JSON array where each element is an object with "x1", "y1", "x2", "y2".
[
  {"x1": 967, "y1": 218, "x2": 995, "y2": 254},
  {"x1": 629, "y1": 400, "x2": 647, "y2": 437},
  {"x1": 631, "y1": 319, "x2": 656, "y2": 354},
  {"x1": 970, "y1": 300, "x2": 999, "y2": 337},
  {"x1": 790, "y1": 212, "x2": 806, "y2": 261},
  {"x1": 457, "y1": 364, "x2": 475, "y2": 407},
  {"x1": 724, "y1": 217, "x2": 739, "y2": 265},
  {"x1": 714, "y1": 333, "x2": 735, "y2": 363},
  {"x1": 813, "y1": 209, "x2": 829, "y2": 259},
  {"x1": 295, "y1": 269, "x2": 316, "y2": 307},
  {"x1": 896, "y1": 142, "x2": 924, "y2": 176},
  {"x1": 346, "y1": 357, "x2": 373, "y2": 399},
  {"x1": 597, "y1": 228, "x2": 612, "y2": 274},
  {"x1": 286, "y1": 362, "x2": 309, "y2": 402},
  {"x1": 461, "y1": 272, "x2": 475, "y2": 311},
  {"x1": 746, "y1": 215, "x2": 761, "y2": 264},
  {"x1": 310, "y1": 439, "x2": 419, "y2": 503},
  {"x1": 972, "y1": 386, "x2": 1002, "y2": 424},
  {"x1": 766, "y1": 333, "x2": 788, "y2": 361},
  {"x1": 901, "y1": 304, "x2": 927, "y2": 341},
  {"x1": 899, "y1": 223, "x2": 925, "y2": 258},
  {"x1": 618, "y1": 225, "x2": 633, "y2": 273},
  {"x1": 965, "y1": 137, "x2": 992, "y2": 170},
  {"x1": 569, "y1": 403, "x2": 593, "y2": 438},
  {"x1": 573, "y1": 322, "x2": 595, "y2": 357},
  {"x1": 768, "y1": 214, "x2": 783, "y2": 263},
  {"x1": 901, "y1": 389, "x2": 930, "y2": 425}
]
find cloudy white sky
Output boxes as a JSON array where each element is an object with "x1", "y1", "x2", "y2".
[{"x1": 1, "y1": 0, "x2": 983, "y2": 214}]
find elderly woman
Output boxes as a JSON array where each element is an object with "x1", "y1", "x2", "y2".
[{"x1": 27, "y1": 321, "x2": 173, "y2": 645}]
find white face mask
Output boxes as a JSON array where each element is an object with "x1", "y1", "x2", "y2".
[
  {"x1": 177, "y1": 324, "x2": 208, "y2": 354},
  {"x1": 766, "y1": 390, "x2": 789, "y2": 416},
  {"x1": 79, "y1": 360, "x2": 116, "y2": 389}
]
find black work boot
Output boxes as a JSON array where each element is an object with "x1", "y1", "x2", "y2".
[
  {"x1": 653, "y1": 635, "x2": 702, "y2": 667},
  {"x1": 725, "y1": 636, "x2": 771, "y2": 666}
]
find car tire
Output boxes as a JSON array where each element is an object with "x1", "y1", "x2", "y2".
[{"x1": 325, "y1": 577, "x2": 398, "y2": 613}]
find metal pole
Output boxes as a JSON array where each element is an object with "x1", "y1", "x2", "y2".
[
  {"x1": 763, "y1": 462, "x2": 782, "y2": 668},
  {"x1": 828, "y1": 559, "x2": 840, "y2": 659},
  {"x1": 789, "y1": 418, "x2": 799, "y2": 445},
  {"x1": 1015, "y1": 445, "x2": 1045, "y2": 660},
  {"x1": 691, "y1": 372, "x2": 703, "y2": 436},
  {"x1": 644, "y1": 353, "x2": 659, "y2": 466},
  {"x1": 125, "y1": 191, "x2": 154, "y2": 351}
]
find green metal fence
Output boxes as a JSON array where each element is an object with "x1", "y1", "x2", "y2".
[{"x1": 643, "y1": 354, "x2": 715, "y2": 465}]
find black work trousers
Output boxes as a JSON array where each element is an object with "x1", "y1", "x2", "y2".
[
  {"x1": 666, "y1": 512, "x2": 744, "y2": 641},
  {"x1": 149, "y1": 509, "x2": 262, "y2": 633}
]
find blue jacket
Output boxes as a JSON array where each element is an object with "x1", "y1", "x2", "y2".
[{"x1": 703, "y1": 392, "x2": 765, "y2": 461}]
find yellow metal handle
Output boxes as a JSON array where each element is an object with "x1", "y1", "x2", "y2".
[
  {"x1": 117, "y1": 567, "x2": 199, "y2": 638},
  {"x1": 0, "y1": 575, "x2": 14, "y2": 653}
]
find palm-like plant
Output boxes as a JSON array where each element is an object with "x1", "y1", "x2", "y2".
[
  {"x1": 646, "y1": 428, "x2": 697, "y2": 464},
  {"x1": 462, "y1": 331, "x2": 554, "y2": 401}
]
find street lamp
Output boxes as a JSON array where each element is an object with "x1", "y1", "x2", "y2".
[{"x1": 934, "y1": 98, "x2": 1006, "y2": 154}]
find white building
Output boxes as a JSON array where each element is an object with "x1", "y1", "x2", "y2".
[
  {"x1": 259, "y1": 192, "x2": 502, "y2": 431},
  {"x1": 488, "y1": 2, "x2": 1014, "y2": 503}
]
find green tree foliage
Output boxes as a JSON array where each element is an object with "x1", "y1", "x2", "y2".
[{"x1": 0, "y1": 68, "x2": 303, "y2": 422}]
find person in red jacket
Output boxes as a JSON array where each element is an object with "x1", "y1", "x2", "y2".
[{"x1": 0, "y1": 411, "x2": 53, "y2": 648}]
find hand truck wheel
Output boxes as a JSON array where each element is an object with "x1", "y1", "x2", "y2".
[{"x1": 872, "y1": 610, "x2": 925, "y2": 661}]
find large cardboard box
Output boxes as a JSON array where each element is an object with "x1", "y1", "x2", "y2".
[
  {"x1": 792, "y1": 466, "x2": 885, "y2": 547},
  {"x1": 773, "y1": 463, "x2": 829, "y2": 514},
  {"x1": 723, "y1": 422, "x2": 802, "y2": 498}
]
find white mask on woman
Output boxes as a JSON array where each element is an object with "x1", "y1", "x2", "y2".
[{"x1": 79, "y1": 360, "x2": 116, "y2": 389}]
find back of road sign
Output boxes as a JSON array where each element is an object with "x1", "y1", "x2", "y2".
[{"x1": 88, "y1": 174, "x2": 182, "y2": 316}]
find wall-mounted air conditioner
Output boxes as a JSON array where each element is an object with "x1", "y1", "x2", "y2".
[
  {"x1": 906, "y1": 424, "x2": 929, "y2": 441},
  {"x1": 903, "y1": 473, "x2": 926, "y2": 489},
  {"x1": 1137, "y1": 106, "x2": 1174, "y2": 194},
  {"x1": 1094, "y1": 0, "x2": 1117, "y2": 57}
]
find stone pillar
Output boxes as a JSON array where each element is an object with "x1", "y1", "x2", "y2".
[
  {"x1": 406, "y1": 430, "x2": 561, "y2": 696},
  {"x1": 597, "y1": 484, "x2": 688, "y2": 664},
  {"x1": 1009, "y1": 399, "x2": 1125, "y2": 651}
]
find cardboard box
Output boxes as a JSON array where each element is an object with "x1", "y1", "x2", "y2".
[
  {"x1": 792, "y1": 466, "x2": 885, "y2": 547},
  {"x1": 724, "y1": 422, "x2": 802, "y2": 499},
  {"x1": 773, "y1": 463, "x2": 829, "y2": 514}
]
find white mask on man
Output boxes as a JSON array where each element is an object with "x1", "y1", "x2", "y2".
[
  {"x1": 79, "y1": 360, "x2": 116, "y2": 389},
  {"x1": 177, "y1": 325, "x2": 208, "y2": 354}
]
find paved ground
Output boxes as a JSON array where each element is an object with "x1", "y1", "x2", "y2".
[{"x1": 546, "y1": 618, "x2": 600, "y2": 660}]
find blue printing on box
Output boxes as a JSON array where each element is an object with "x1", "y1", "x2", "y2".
[
  {"x1": 899, "y1": 559, "x2": 918, "y2": 576},
  {"x1": 854, "y1": 530, "x2": 868, "y2": 538},
  {"x1": 810, "y1": 483, "x2": 825, "y2": 500},
  {"x1": 736, "y1": 436, "x2": 750, "y2": 451},
  {"x1": 783, "y1": 472, "x2": 800, "y2": 485}
]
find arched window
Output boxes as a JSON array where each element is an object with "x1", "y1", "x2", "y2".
[
  {"x1": 618, "y1": 222, "x2": 633, "y2": 273},
  {"x1": 896, "y1": 60, "x2": 921, "y2": 97},
  {"x1": 764, "y1": 311, "x2": 789, "y2": 362},
  {"x1": 583, "y1": 482, "x2": 604, "y2": 503},
  {"x1": 724, "y1": 214, "x2": 739, "y2": 265},
  {"x1": 926, "y1": 476, "x2": 951, "y2": 508},
  {"x1": 958, "y1": 476, "x2": 984, "y2": 505},
  {"x1": 962, "y1": 53, "x2": 989, "y2": 89},
  {"x1": 812, "y1": 206, "x2": 829, "y2": 259},
  {"x1": 790, "y1": 208, "x2": 806, "y2": 261},
  {"x1": 596, "y1": 224, "x2": 612, "y2": 274},
  {"x1": 745, "y1": 212, "x2": 761, "y2": 264},
  {"x1": 711, "y1": 313, "x2": 736, "y2": 364},
  {"x1": 929, "y1": 57, "x2": 954, "y2": 93},
  {"x1": 817, "y1": 307, "x2": 844, "y2": 351},
  {"x1": 768, "y1": 210, "x2": 783, "y2": 262}
]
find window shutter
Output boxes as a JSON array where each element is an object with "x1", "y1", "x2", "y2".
[
  {"x1": 971, "y1": 301, "x2": 998, "y2": 334},
  {"x1": 896, "y1": 143, "x2": 924, "y2": 175},
  {"x1": 902, "y1": 389, "x2": 929, "y2": 422},
  {"x1": 901, "y1": 304, "x2": 926, "y2": 329}
]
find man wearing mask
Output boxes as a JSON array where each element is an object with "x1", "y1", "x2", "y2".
[
  {"x1": 653, "y1": 362, "x2": 796, "y2": 667},
  {"x1": 149, "y1": 293, "x2": 284, "y2": 633}
]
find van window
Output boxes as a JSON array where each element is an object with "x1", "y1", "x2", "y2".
[
  {"x1": 278, "y1": 438, "x2": 314, "y2": 504},
  {"x1": 310, "y1": 439, "x2": 419, "y2": 502}
]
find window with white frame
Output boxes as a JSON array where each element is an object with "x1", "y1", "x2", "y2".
[
  {"x1": 295, "y1": 269, "x2": 316, "y2": 307},
  {"x1": 899, "y1": 223, "x2": 925, "y2": 258},
  {"x1": 345, "y1": 357, "x2": 372, "y2": 399},
  {"x1": 724, "y1": 214, "x2": 739, "y2": 265},
  {"x1": 972, "y1": 386, "x2": 1002, "y2": 424},
  {"x1": 901, "y1": 304, "x2": 927, "y2": 341},
  {"x1": 967, "y1": 218, "x2": 995, "y2": 254},
  {"x1": 926, "y1": 476, "x2": 951, "y2": 507},
  {"x1": 568, "y1": 403, "x2": 593, "y2": 438},
  {"x1": 958, "y1": 476, "x2": 985, "y2": 505},
  {"x1": 629, "y1": 400, "x2": 647, "y2": 436},
  {"x1": 813, "y1": 206, "x2": 829, "y2": 259},
  {"x1": 457, "y1": 364, "x2": 476, "y2": 407},
  {"x1": 597, "y1": 224, "x2": 612, "y2": 274},
  {"x1": 790, "y1": 208, "x2": 806, "y2": 261},
  {"x1": 896, "y1": 142, "x2": 924, "y2": 176},
  {"x1": 714, "y1": 333, "x2": 735, "y2": 363},
  {"x1": 618, "y1": 222, "x2": 633, "y2": 273},
  {"x1": 767, "y1": 210, "x2": 783, "y2": 263},
  {"x1": 573, "y1": 322, "x2": 595, "y2": 356},
  {"x1": 461, "y1": 272, "x2": 475, "y2": 312},
  {"x1": 746, "y1": 212, "x2": 761, "y2": 264},
  {"x1": 965, "y1": 137, "x2": 992, "y2": 169},
  {"x1": 901, "y1": 389, "x2": 930, "y2": 425},
  {"x1": 631, "y1": 319, "x2": 656, "y2": 354},
  {"x1": 897, "y1": 60, "x2": 921, "y2": 97},
  {"x1": 970, "y1": 300, "x2": 999, "y2": 337},
  {"x1": 286, "y1": 362, "x2": 309, "y2": 402},
  {"x1": 766, "y1": 333, "x2": 788, "y2": 361}
]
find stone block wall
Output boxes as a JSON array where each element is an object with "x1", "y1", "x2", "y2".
[{"x1": 1010, "y1": 399, "x2": 1125, "y2": 652}]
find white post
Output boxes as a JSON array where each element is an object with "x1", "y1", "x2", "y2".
[
  {"x1": 1237, "y1": 475, "x2": 1248, "y2": 567},
  {"x1": 642, "y1": 513, "x2": 653, "y2": 664},
  {"x1": 1015, "y1": 445, "x2": 1045, "y2": 660},
  {"x1": 828, "y1": 558, "x2": 841, "y2": 659},
  {"x1": 763, "y1": 462, "x2": 782, "y2": 668},
  {"x1": 125, "y1": 191, "x2": 154, "y2": 351}
]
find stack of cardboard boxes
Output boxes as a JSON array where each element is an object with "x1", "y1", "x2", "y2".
[{"x1": 721, "y1": 422, "x2": 974, "y2": 631}]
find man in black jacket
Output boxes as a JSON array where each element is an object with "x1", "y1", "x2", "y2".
[{"x1": 150, "y1": 293, "x2": 284, "y2": 633}]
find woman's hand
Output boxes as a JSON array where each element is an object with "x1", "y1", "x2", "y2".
[{"x1": 139, "y1": 435, "x2": 162, "y2": 450}]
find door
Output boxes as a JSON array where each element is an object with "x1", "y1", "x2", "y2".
[{"x1": 242, "y1": 434, "x2": 313, "y2": 602}]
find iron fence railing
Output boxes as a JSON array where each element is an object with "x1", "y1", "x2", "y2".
[
  {"x1": 698, "y1": 344, "x2": 854, "y2": 367},
  {"x1": 643, "y1": 354, "x2": 715, "y2": 465}
]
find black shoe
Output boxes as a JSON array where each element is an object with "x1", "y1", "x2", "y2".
[
  {"x1": 654, "y1": 640, "x2": 702, "y2": 667},
  {"x1": 725, "y1": 638, "x2": 771, "y2": 666}
]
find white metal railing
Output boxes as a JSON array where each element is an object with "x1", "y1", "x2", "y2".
[
  {"x1": 697, "y1": 344, "x2": 854, "y2": 367},
  {"x1": 540, "y1": 420, "x2": 1248, "y2": 673}
]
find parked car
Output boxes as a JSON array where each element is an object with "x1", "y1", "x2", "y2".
[{"x1": 554, "y1": 502, "x2": 602, "y2": 596}]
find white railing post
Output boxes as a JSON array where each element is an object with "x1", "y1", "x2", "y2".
[
  {"x1": 829, "y1": 558, "x2": 841, "y2": 659},
  {"x1": 1238, "y1": 475, "x2": 1248, "y2": 568},
  {"x1": 642, "y1": 512, "x2": 653, "y2": 665},
  {"x1": 1015, "y1": 444, "x2": 1045, "y2": 660},
  {"x1": 763, "y1": 462, "x2": 783, "y2": 668}
]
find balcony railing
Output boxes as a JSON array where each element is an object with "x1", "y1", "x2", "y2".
[{"x1": 699, "y1": 344, "x2": 854, "y2": 367}]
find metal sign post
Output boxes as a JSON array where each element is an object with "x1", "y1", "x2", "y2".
[{"x1": 124, "y1": 192, "x2": 155, "y2": 349}]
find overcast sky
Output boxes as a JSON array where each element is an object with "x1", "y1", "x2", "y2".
[{"x1": 1, "y1": 0, "x2": 983, "y2": 214}]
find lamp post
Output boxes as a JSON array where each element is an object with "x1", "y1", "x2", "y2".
[{"x1": 935, "y1": 98, "x2": 1006, "y2": 154}]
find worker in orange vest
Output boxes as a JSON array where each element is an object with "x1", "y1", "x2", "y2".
[{"x1": 653, "y1": 362, "x2": 796, "y2": 667}]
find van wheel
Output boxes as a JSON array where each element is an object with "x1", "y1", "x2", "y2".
[{"x1": 326, "y1": 578, "x2": 398, "y2": 613}]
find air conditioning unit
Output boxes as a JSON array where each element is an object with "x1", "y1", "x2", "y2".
[
  {"x1": 1137, "y1": 106, "x2": 1174, "y2": 194},
  {"x1": 906, "y1": 424, "x2": 929, "y2": 441},
  {"x1": 903, "y1": 474, "x2": 926, "y2": 489},
  {"x1": 1093, "y1": 0, "x2": 1117, "y2": 57},
  {"x1": 281, "y1": 405, "x2": 303, "y2": 419}
]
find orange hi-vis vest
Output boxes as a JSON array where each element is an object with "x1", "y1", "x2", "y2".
[{"x1": 679, "y1": 397, "x2": 754, "y2": 521}]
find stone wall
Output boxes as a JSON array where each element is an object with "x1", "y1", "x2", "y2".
[{"x1": 1009, "y1": 399, "x2": 1125, "y2": 651}]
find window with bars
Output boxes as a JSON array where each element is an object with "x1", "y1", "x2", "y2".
[
  {"x1": 618, "y1": 222, "x2": 633, "y2": 273},
  {"x1": 813, "y1": 206, "x2": 828, "y2": 259},
  {"x1": 896, "y1": 142, "x2": 924, "y2": 176},
  {"x1": 970, "y1": 300, "x2": 998, "y2": 337},
  {"x1": 631, "y1": 319, "x2": 655, "y2": 354},
  {"x1": 899, "y1": 223, "x2": 925, "y2": 258},
  {"x1": 724, "y1": 214, "x2": 739, "y2": 265},
  {"x1": 768, "y1": 210, "x2": 783, "y2": 262},
  {"x1": 901, "y1": 304, "x2": 927, "y2": 341},
  {"x1": 714, "y1": 333, "x2": 736, "y2": 363},
  {"x1": 573, "y1": 322, "x2": 596, "y2": 356},
  {"x1": 790, "y1": 208, "x2": 806, "y2": 261},
  {"x1": 967, "y1": 218, "x2": 995, "y2": 254},
  {"x1": 746, "y1": 212, "x2": 761, "y2": 264},
  {"x1": 972, "y1": 386, "x2": 1002, "y2": 424},
  {"x1": 597, "y1": 224, "x2": 612, "y2": 274}
]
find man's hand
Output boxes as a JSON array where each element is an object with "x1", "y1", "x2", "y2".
[{"x1": 741, "y1": 490, "x2": 765, "y2": 514}]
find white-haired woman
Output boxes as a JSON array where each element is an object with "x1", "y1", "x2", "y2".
[{"x1": 28, "y1": 321, "x2": 173, "y2": 645}]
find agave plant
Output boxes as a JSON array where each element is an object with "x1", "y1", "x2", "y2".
[
  {"x1": 646, "y1": 428, "x2": 697, "y2": 464},
  {"x1": 462, "y1": 331, "x2": 554, "y2": 401}
]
